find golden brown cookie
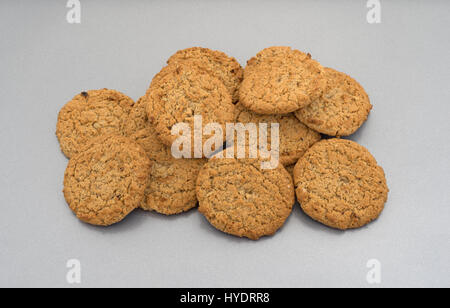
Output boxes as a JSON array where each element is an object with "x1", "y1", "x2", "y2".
[
  {"x1": 63, "y1": 135, "x2": 151, "y2": 226},
  {"x1": 196, "y1": 154, "x2": 295, "y2": 240},
  {"x1": 146, "y1": 64, "x2": 236, "y2": 155},
  {"x1": 239, "y1": 46, "x2": 326, "y2": 114},
  {"x1": 56, "y1": 89, "x2": 135, "y2": 158},
  {"x1": 293, "y1": 139, "x2": 388, "y2": 230},
  {"x1": 295, "y1": 67, "x2": 372, "y2": 137},
  {"x1": 233, "y1": 103, "x2": 321, "y2": 166},
  {"x1": 131, "y1": 127, "x2": 207, "y2": 215},
  {"x1": 167, "y1": 47, "x2": 243, "y2": 103}
]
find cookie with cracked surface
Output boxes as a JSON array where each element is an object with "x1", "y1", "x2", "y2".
[
  {"x1": 244, "y1": 46, "x2": 294, "y2": 76},
  {"x1": 196, "y1": 154, "x2": 295, "y2": 240},
  {"x1": 131, "y1": 127, "x2": 207, "y2": 215},
  {"x1": 293, "y1": 139, "x2": 388, "y2": 230},
  {"x1": 167, "y1": 47, "x2": 243, "y2": 103},
  {"x1": 56, "y1": 89, "x2": 135, "y2": 158},
  {"x1": 239, "y1": 46, "x2": 326, "y2": 114},
  {"x1": 63, "y1": 135, "x2": 151, "y2": 226},
  {"x1": 295, "y1": 67, "x2": 372, "y2": 137},
  {"x1": 146, "y1": 64, "x2": 236, "y2": 155},
  {"x1": 233, "y1": 103, "x2": 321, "y2": 166}
]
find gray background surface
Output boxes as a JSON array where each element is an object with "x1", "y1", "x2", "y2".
[{"x1": 0, "y1": 0, "x2": 449, "y2": 288}]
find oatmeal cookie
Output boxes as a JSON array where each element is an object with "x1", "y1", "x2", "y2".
[
  {"x1": 56, "y1": 89, "x2": 135, "y2": 158},
  {"x1": 295, "y1": 67, "x2": 372, "y2": 136},
  {"x1": 293, "y1": 139, "x2": 388, "y2": 230},
  {"x1": 197, "y1": 154, "x2": 295, "y2": 240},
  {"x1": 239, "y1": 46, "x2": 326, "y2": 114},
  {"x1": 63, "y1": 135, "x2": 151, "y2": 226}
]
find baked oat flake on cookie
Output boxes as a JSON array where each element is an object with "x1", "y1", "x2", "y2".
[
  {"x1": 293, "y1": 139, "x2": 388, "y2": 230},
  {"x1": 63, "y1": 135, "x2": 151, "y2": 226}
]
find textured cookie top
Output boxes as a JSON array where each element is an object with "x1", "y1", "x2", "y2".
[
  {"x1": 293, "y1": 139, "x2": 388, "y2": 230},
  {"x1": 131, "y1": 126, "x2": 172, "y2": 161},
  {"x1": 56, "y1": 89, "x2": 135, "y2": 158},
  {"x1": 244, "y1": 46, "x2": 295, "y2": 76},
  {"x1": 295, "y1": 67, "x2": 372, "y2": 137},
  {"x1": 131, "y1": 127, "x2": 206, "y2": 215},
  {"x1": 146, "y1": 64, "x2": 236, "y2": 151},
  {"x1": 239, "y1": 46, "x2": 326, "y2": 114},
  {"x1": 234, "y1": 103, "x2": 321, "y2": 166},
  {"x1": 197, "y1": 156, "x2": 295, "y2": 240},
  {"x1": 63, "y1": 135, "x2": 151, "y2": 226},
  {"x1": 124, "y1": 95, "x2": 149, "y2": 136},
  {"x1": 167, "y1": 47, "x2": 243, "y2": 103}
]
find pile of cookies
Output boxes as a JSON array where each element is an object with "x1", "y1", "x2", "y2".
[{"x1": 56, "y1": 46, "x2": 388, "y2": 240}]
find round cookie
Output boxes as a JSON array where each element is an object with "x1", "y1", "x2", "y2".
[
  {"x1": 293, "y1": 139, "x2": 388, "y2": 230},
  {"x1": 295, "y1": 67, "x2": 372, "y2": 137},
  {"x1": 239, "y1": 46, "x2": 326, "y2": 114},
  {"x1": 146, "y1": 64, "x2": 236, "y2": 155},
  {"x1": 196, "y1": 154, "x2": 295, "y2": 240},
  {"x1": 234, "y1": 103, "x2": 321, "y2": 166},
  {"x1": 167, "y1": 47, "x2": 243, "y2": 103},
  {"x1": 63, "y1": 135, "x2": 151, "y2": 226},
  {"x1": 56, "y1": 89, "x2": 135, "y2": 158},
  {"x1": 131, "y1": 127, "x2": 207, "y2": 215}
]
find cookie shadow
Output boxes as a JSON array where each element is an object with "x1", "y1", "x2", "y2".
[
  {"x1": 198, "y1": 216, "x2": 255, "y2": 243},
  {"x1": 77, "y1": 210, "x2": 146, "y2": 234},
  {"x1": 137, "y1": 207, "x2": 199, "y2": 222},
  {"x1": 294, "y1": 201, "x2": 377, "y2": 234},
  {"x1": 78, "y1": 206, "x2": 198, "y2": 234},
  {"x1": 197, "y1": 204, "x2": 299, "y2": 243},
  {"x1": 319, "y1": 113, "x2": 371, "y2": 143}
]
